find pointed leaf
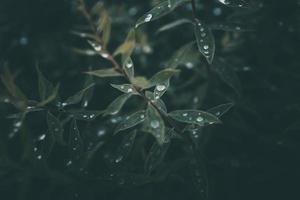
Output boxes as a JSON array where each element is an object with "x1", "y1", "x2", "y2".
[
  {"x1": 110, "y1": 84, "x2": 138, "y2": 95},
  {"x1": 168, "y1": 110, "x2": 221, "y2": 126},
  {"x1": 149, "y1": 68, "x2": 180, "y2": 87},
  {"x1": 63, "y1": 83, "x2": 95, "y2": 106},
  {"x1": 104, "y1": 93, "x2": 132, "y2": 116},
  {"x1": 85, "y1": 68, "x2": 122, "y2": 78},
  {"x1": 194, "y1": 19, "x2": 215, "y2": 64},
  {"x1": 168, "y1": 41, "x2": 197, "y2": 68},
  {"x1": 47, "y1": 112, "x2": 65, "y2": 145},
  {"x1": 207, "y1": 103, "x2": 234, "y2": 117},
  {"x1": 113, "y1": 29, "x2": 135, "y2": 57},
  {"x1": 114, "y1": 111, "x2": 146, "y2": 134},
  {"x1": 145, "y1": 91, "x2": 168, "y2": 113},
  {"x1": 143, "y1": 105, "x2": 165, "y2": 145}
]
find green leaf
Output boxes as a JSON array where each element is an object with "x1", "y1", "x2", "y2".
[
  {"x1": 217, "y1": 0, "x2": 259, "y2": 9},
  {"x1": 113, "y1": 29, "x2": 135, "y2": 58},
  {"x1": 69, "y1": 119, "x2": 84, "y2": 159},
  {"x1": 209, "y1": 22, "x2": 253, "y2": 32},
  {"x1": 36, "y1": 65, "x2": 54, "y2": 101},
  {"x1": 194, "y1": 19, "x2": 215, "y2": 64},
  {"x1": 110, "y1": 130, "x2": 137, "y2": 164},
  {"x1": 153, "y1": 79, "x2": 169, "y2": 100},
  {"x1": 168, "y1": 41, "x2": 198, "y2": 68},
  {"x1": 144, "y1": 139, "x2": 170, "y2": 174},
  {"x1": 47, "y1": 112, "x2": 65, "y2": 145},
  {"x1": 63, "y1": 83, "x2": 95, "y2": 106},
  {"x1": 85, "y1": 68, "x2": 122, "y2": 78},
  {"x1": 104, "y1": 93, "x2": 132, "y2": 116},
  {"x1": 168, "y1": 110, "x2": 221, "y2": 126},
  {"x1": 145, "y1": 91, "x2": 168, "y2": 113},
  {"x1": 207, "y1": 103, "x2": 234, "y2": 117},
  {"x1": 168, "y1": 0, "x2": 191, "y2": 8},
  {"x1": 37, "y1": 84, "x2": 60, "y2": 107},
  {"x1": 143, "y1": 104, "x2": 165, "y2": 145},
  {"x1": 131, "y1": 76, "x2": 151, "y2": 89},
  {"x1": 211, "y1": 58, "x2": 242, "y2": 95},
  {"x1": 149, "y1": 68, "x2": 180, "y2": 87},
  {"x1": 114, "y1": 110, "x2": 146, "y2": 134},
  {"x1": 110, "y1": 84, "x2": 138, "y2": 95},
  {"x1": 68, "y1": 110, "x2": 103, "y2": 121}
]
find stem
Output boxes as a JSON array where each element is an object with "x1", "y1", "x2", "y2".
[{"x1": 191, "y1": 0, "x2": 198, "y2": 19}]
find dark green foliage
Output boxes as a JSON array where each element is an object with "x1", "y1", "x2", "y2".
[{"x1": 0, "y1": 0, "x2": 300, "y2": 200}]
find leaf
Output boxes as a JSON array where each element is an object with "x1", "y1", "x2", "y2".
[
  {"x1": 194, "y1": 19, "x2": 215, "y2": 64},
  {"x1": 156, "y1": 18, "x2": 192, "y2": 34},
  {"x1": 145, "y1": 91, "x2": 168, "y2": 113},
  {"x1": 85, "y1": 68, "x2": 122, "y2": 78},
  {"x1": 136, "y1": 0, "x2": 191, "y2": 28},
  {"x1": 168, "y1": 110, "x2": 221, "y2": 126},
  {"x1": 144, "y1": 139, "x2": 170, "y2": 174},
  {"x1": 114, "y1": 111, "x2": 146, "y2": 134},
  {"x1": 47, "y1": 112, "x2": 65, "y2": 145},
  {"x1": 36, "y1": 65, "x2": 54, "y2": 101},
  {"x1": 68, "y1": 119, "x2": 84, "y2": 159},
  {"x1": 143, "y1": 104, "x2": 165, "y2": 145},
  {"x1": 68, "y1": 110, "x2": 103, "y2": 121},
  {"x1": 217, "y1": 0, "x2": 259, "y2": 9},
  {"x1": 211, "y1": 58, "x2": 242, "y2": 95},
  {"x1": 131, "y1": 76, "x2": 151, "y2": 89},
  {"x1": 63, "y1": 83, "x2": 95, "y2": 106},
  {"x1": 168, "y1": 41, "x2": 198, "y2": 68},
  {"x1": 96, "y1": 7, "x2": 111, "y2": 46},
  {"x1": 70, "y1": 30, "x2": 98, "y2": 40},
  {"x1": 37, "y1": 84, "x2": 60, "y2": 107},
  {"x1": 207, "y1": 103, "x2": 234, "y2": 117},
  {"x1": 209, "y1": 22, "x2": 253, "y2": 32},
  {"x1": 81, "y1": 73, "x2": 94, "y2": 108},
  {"x1": 103, "y1": 93, "x2": 132, "y2": 116},
  {"x1": 110, "y1": 130, "x2": 137, "y2": 164},
  {"x1": 149, "y1": 68, "x2": 180, "y2": 87},
  {"x1": 110, "y1": 84, "x2": 138, "y2": 95},
  {"x1": 153, "y1": 79, "x2": 169, "y2": 100},
  {"x1": 113, "y1": 29, "x2": 135, "y2": 58}
]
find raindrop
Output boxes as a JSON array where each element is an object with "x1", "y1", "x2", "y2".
[
  {"x1": 182, "y1": 113, "x2": 188, "y2": 117},
  {"x1": 156, "y1": 84, "x2": 166, "y2": 92},
  {"x1": 201, "y1": 33, "x2": 206, "y2": 37},
  {"x1": 66, "y1": 160, "x2": 72, "y2": 166},
  {"x1": 126, "y1": 62, "x2": 133, "y2": 68},
  {"x1": 14, "y1": 121, "x2": 22, "y2": 128},
  {"x1": 34, "y1": 147, "x2": 38, "y2": 152},
  {"x1": 145, "y1": 14, "x2": 153, "y2": 22},
  {"x1": 213, "y1": 7, "x2": 222, "y2": 16},
  {"x1": 38, "y1": 134, "x2": 46, "y2": 141},
  {"x1": 115, "y1": 155, "x2": 123, "y2": 163},
  {"x1": 127, "y1": 88, "x2": 133, "y2": 93},
  {"x1": 97, "y1": 129, "x2": 106, "y2": 137},
  {"x1": 101, "y1": 53, "x2": 110, "y2": 58},
  {"x1": 90, "y1": 114, "x2": 95, "y2": 119},
  {"x1": 83, "y1": 100, "x2": 88, "y2": 107},
  {"x1": 203, "y1": 45, "x2": 209, "y2": 50},
  {"x1": 150, "y1": 120, "x2": 160, "y2": 129},
  {"x1": 186, "y1": 62, "x2": 194, "y2": 69},
  {"x1": 140, "y1": 114, "x2": 145, "y2": 119},
  {"x1": 37, "y1": 155, "x2": 42, "y2": 160}
]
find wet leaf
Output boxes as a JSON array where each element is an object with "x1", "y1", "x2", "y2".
[
  {"x1": 81, "y1": 73, "x2": 94, "y2": 108},
  {"x1": 110, "y1": 84, "x2": 138, "y2": 95},
  {"x1": 153, "y1": 79, "x2": 169, "y2": 100},
  {"x1": 114, "y1": 111, "x2": 146, "y2": 134},
  {"x1": 168, "y1": 110, "x2": 221, "y2": 126},
  {"x1": 103, "y1": 93, "x2": 132, "y2": 116},
  {"x1": 145, "y1": 91, "x2": 168, "y2": 113},
  {"x1": 69, "y1": 119, "x2": 84, "y2": 159},
  {"x1": 88, "y1": 40, "x2": 103, "y2": 52},
  {"x1": 194, "y1": 19, "x2": 215, "y2": 64},
  {"x1": 209, "y1": 22, "x2": 253, "y2": 32},
  {"x1": 149, "y1": 68, "x2": 180, "y2": 87},
  {"x1": 47, "y1": 112, "x2": 65, "y2": 145},
  {"x1": 144, "y1": 139, "x2": 170, "y2": 174},
  {"x1": 85, "y1": 68, "x2": 122, "y2": 78},
  {"x1": 168, "y1": 0, "x2": 191, "y2": 8},
  {"x1": 207, "y1": 102, "x2": 234, "y2": 117},
  {"x1": 70, "y1": 30, "x2": 97, "y2": 40},
  {"x1": 123, "y1": 57, "x2": 135, "y2": 79},
  {"x1": 69, "y1": 110, "x2": 103, "y2": 121},
  {"x1": 63, "y1": 84, "x2": 95, "y2": 106},
  {"x1": 131, "y1": 76, "x2": 150, "y2": 89},
  {"x1": 217, "y1": 0, "x2": 259, "y2": 9},
  {"x1": 143, "y1": 104, "x2": 165, "y2": 145}
]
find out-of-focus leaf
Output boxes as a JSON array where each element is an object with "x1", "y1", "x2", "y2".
[
  {"x1": 47, "y1": 112, "x2": 65, "y2": 145},
  {"x1": 143, "y1": 104, "x2": 165, "y2": 145},
  {"x1": 168, "y1": 110, "x2": 221, "y2": 126},
  {"x1": 144, "y1": 138, "x2": 170, "y2": 174},
  {"x1": 68, "y1": 119, "x2": 84, "y2": 159},
  {"x1": 70, "y1": 30, "x2": 98, "y2": 40},
  {"x1": 96, "y1": 7, "x2": 111, "y2": 46},
  {"x1": 68, "y1": 110, "x2": 103, "y2": 121},
  {"x1": 110, "y1": 130, "x2": 137, "y2": 164},
  {"x1": 63, "y1": 83, "x2": 95, "y2": 106},
  {"x1": 149, "y1": 68, "x2": 180, "y2": 87},
  {"x1": 211, "y1": 58, "x2": 242, "y2": 95},
  {"x1": 0, "y1": 66, "x2": 27, "y2": 102},
  {"x1": 207, "y1": 103, "x2": 234, "y2": 117},
  {"x1": 110, "y1": 84, "x2": 138, "y2": 95},
  {"x1": 156, "y1": 18, "x2": 192, "y2": 34},
  {"x1": 194, "y1": 19, "x2": 215, "y2": 64},
  {"x1": 114, "y1": 111, "x2": 146, "y2": 134},
  {"x1": 103, "y1": 93, "x2": 132, "y2": 116},
  {"x1": 71, "y1": 48, "x2": 98, "y2": 56},
  {"x1": 113, "y1": 29, "x2": 135, "y2": 58},
  {"x1": 85, "y1": 68, "x2": 122, "y2": 78}
]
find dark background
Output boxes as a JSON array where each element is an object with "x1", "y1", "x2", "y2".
[{"x1": 0, "y1": 0, "x2": 300, "y2": 200}]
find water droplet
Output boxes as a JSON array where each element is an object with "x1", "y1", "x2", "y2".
[
  {"x1": 126, "y1": 62, "x2": 133, "y2": 68},
  {"x1": 14, "y1": 121, "x2": 22, "y2": 128},
  {"x1": 37, "y1": 155, "x2": 42, "y2": 160},
  {"x1": 83, "y1": 100, "x2": 88, "y2": 107},
  {"x1": 150, "y1": 120, "x2": 160, "y2": 129},
  {"x1": 200, "y1": 33, "x2": 206, "y2": 37},
  {"x1": 66, "y1": 160, "x2": 72, "y2": 166},
  {"x1": 156, "y1": 84, "x2": 166, "y2": 92},
  {"x1": 115, "y1": 155, "x2": 123, "y2": 163},
  {"x1": 216, "y1": 112, "x2": 221, "y2": 116},
  {"x1": 38, "y1": 134, "x2": 46, "y2": 141},
  {"x1": 203, "y1": 45, "x2": 209, "y2": 50},
  {"x1": 72, "y1": 147, "x2": 77, "y2": 151},
  {"x1": 101, "y1": 53, "x2": 109, "y2": 58},
  {"x1": 213, "y1": 7, "x2": 222, "y2": 16},
  {"x1": 19, "y1": 36, "x2": 28, "y2": 46},
  {"x1": 145, "y1": 14, "x2": 152, "y2": 22},
  {"x1": 90, "y1": 114, "x2": 95, "y2": 119},
  {"x1": 97, "y1": 129, "x2": 106, "y2": 137},
  {"x1": 34, "y1": 147, "x2": 38, "y2": 152},
  {"x1": 127, "y1": 88, "x2": 133, "y2": 93},
  {"x1": 182, "y1": 113, "x2": 188, "y2": 117},
  {"x1": 186, "y1": 62, "x2": 194, "y2": 69},
  {"x1": 3, "y1": 98, "x2": 10, "y2": 103},
  {"x1": 140, "y1": 114, "x2": 145, "y2": 119}
]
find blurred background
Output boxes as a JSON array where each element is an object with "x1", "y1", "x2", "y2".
[{"x1": 0, "y1": 0, "x2": 300, "y2": 199}]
